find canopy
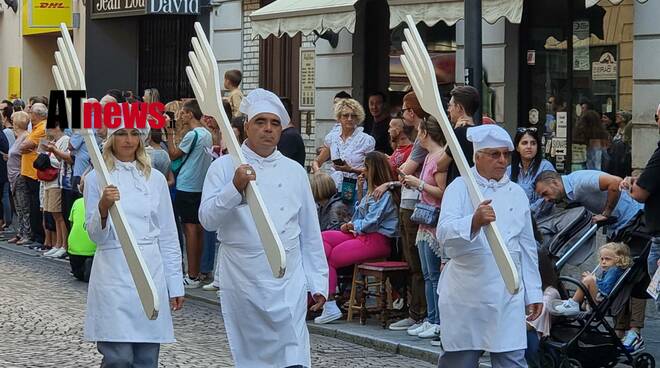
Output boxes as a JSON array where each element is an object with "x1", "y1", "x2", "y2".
[
  {"x1": 250, "y1": 0, "x2": 524, "y2": 39},
  {"x1": 388, "y1": 0, "x2": 523, "y2": 29},
  {"x1": 249, "y1": 0, "x2": 358, "y2": 38}
]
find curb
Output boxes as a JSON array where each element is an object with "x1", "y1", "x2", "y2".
[{"x1": 307, "y1": 323, "x2": 440, "y2": 364}]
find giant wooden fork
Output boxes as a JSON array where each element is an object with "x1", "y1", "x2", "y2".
[
  {"x1": 52, "y1": 23, "x2": 160, "y2": 318},
  {"x1": 185, "y1": 22, "x2": 286, "y2": 278},
  {"x1": 400, "y1": 15, "x2": 519, "y2": 294}
]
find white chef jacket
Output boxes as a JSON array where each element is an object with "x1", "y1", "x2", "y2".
[
  {"x1": 199, "y1": 144, "x2": 328, "y2": 368},
  {"x1": 436, "y1": 167, "x2": 543, "y2": 352},
  {"x1": 83, "y1": 161, "x2": 184, "y2": 343}
]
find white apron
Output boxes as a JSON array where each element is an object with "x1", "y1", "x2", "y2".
[
  {"x1": 436, "y1": 169, "x2": 542, "y2": 353},
  {"x1": 199, "y1": 145, "x2": 328, "y2": 368},
  {"x1": 83, "y1": 163, "x2": 184, "y2": 343}
]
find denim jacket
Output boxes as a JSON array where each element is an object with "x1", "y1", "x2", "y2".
[{"x1": 352, "y1": 191, "x2": 399, "y2": 237}]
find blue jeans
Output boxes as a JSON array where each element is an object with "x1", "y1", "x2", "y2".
[
  {"x1": 418, "y1": 241, "x2": 441, "y2": 325},
  {"x1": 201, "y1": 230, "x2": 217, "y2": 274},
  {"x1": 97, "y1": 342, "x2": 160, "y2": 368},
  {"x1": 649, "y1": 236, "x2": 660, "y2": 311}
]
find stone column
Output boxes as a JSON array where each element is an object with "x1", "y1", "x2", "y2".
[{"x1": 631, "y1": 0, "x2": 660, "y2": 169}]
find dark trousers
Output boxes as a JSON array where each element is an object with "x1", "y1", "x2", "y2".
[
  {"x1": 399, "y1": 207, "x2": 426, "y2": 321},
  {"x1": 24, "y1": 176, "x2": 44, "y2": 244}
]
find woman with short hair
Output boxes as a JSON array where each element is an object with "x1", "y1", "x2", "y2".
[{"x1": 326, "y1": 98, "x2": 375, "y2": 198}]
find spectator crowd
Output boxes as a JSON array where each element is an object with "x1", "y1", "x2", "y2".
[{"x1": 1, "y1": 67, "x2": 659, "y2": 367}]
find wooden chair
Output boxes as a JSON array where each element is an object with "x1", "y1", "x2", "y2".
[{"x1": 347, "y1": 261, "x2": 409, "y2": 328}]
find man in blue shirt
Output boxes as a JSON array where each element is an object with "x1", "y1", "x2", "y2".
[
  {"x1": 534, "y1": 170, "x2": 643, "y2": 237},
  {"x1": 167, "y1": 99, "x2": 213, "y2": 289}
]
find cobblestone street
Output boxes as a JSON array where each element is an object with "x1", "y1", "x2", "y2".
[{"x1": 0, "y1": 245, "x2": 435, "y2": 368}]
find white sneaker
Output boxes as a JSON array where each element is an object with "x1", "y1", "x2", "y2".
[
  {"x1": 183, "y1": 275, "x2": 201, "y2": 289},
  {"x1": 50, "y1": 247, "x2": 67, "y2": 258},
  {"x1": 418, "y1": 323, "x2": 440, "y2": 339},
  {"x1": 551, "y1": 299, "x2": 580, "y2": 316},
  {"x1": 407, "y1": 321, "x2": 429, "y2": 336},
  {"x1": 202, "y1": 283, "x2": 219, "y2": 291},
  {"x1": 314, "y1": 300, "x2": 343, "y2": 324},
  {"x1": 43, "y1": 248, "x2": 59, "y2": 257},
  {"x1": 430, "y1": 336, "x2": 442, "y2": 347},
  {"x1": 388, "y1": 317, "x2": 416, "y2": 331}
]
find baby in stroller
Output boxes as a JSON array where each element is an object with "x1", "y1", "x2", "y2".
[{"x1": 551, "y1": 242, "x2": 631, "y2": 317}]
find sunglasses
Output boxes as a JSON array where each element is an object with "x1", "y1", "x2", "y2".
[
  {"x1": 479, "y1": 150, "x2": 511, "y2": 160},
  {"x1": 340, "y1": 113, "x2": 358, "y2": 120},
  {"x1": 516, "y1": 127, "x2": 538, "y2": 133}
]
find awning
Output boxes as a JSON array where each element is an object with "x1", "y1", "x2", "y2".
[
  {"x1": 585, "y1": 0, "x2": 647, "y2": 8},
  {"x1": 388, "y1": 0, "x2": 523, "y2": 29},
  {"x1": 250, "y1": 0, "x2": 358, "y2": 39}
]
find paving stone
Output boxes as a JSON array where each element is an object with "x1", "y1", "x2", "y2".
[{"x1": 0, "y1": 245, "x2": 434, "y2": 367}]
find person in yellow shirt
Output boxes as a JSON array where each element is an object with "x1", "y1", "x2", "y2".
[
  {"x1": 18, "y1": 102, "x2": 47, "y2": 244},
  {"x1": 224, "y1": 69, "x2": 244, "y2": 118}
]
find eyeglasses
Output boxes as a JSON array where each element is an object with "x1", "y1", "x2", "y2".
[
  {"x1": 479, "y1": 150, "x2": 511, "y2": 160},
  {"x1": 401, "y1": 107, "x2": 414, "y2": 113},
  {"x1": 516, "y1": 127, "x2": 538, "y2": 133},
  {"x1": 340, "y1": 113, "x2": 358, "y2": 120}
]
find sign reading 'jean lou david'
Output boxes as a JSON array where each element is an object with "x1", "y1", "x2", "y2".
[{"x1": 91, "y1": 0, "x2": 198, "y2": 18}]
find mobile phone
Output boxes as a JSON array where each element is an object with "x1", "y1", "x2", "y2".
[
  {"x1": 332, "y1": 159, "x2": 346, "y2": 166},
  {"x1": 165, "y1": 111, "x2": 176, "y2": 129}
]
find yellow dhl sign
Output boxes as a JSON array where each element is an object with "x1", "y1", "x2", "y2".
[{"x1": 23, "y1": 0, "x2": 73, "y2": 36}]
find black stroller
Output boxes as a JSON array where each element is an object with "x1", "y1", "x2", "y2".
[
  {"x1": 538, "y1": 212, "x2": 656, "y2": 368},
  {"x1": 537, "y1": 206, "x2": 599, "y2": 271}
]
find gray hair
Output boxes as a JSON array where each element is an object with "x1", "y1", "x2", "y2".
[
  {"x1": 534, "y1": 170, "x2": 561, "y2": 186},
  {"x1": 31, "y1": 103, "x2": 48, "y2": 118}
]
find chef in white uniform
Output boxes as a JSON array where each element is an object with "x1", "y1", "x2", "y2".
[
  {"x1": 84, "y1": 122, "x2": 184, "y2": 367},
  {"x1": 199, "y1": 88, "x2": 329, "y2": 368},
  {"x1": 435, "y1": 124, "x2": 543, "y2": 368}
]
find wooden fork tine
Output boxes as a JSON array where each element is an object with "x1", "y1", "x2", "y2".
[
  {"x1": 401, "y1": 42, "x2": 424, "y2": 88},
  {"x1": 188, "y1": 51, "x2": 207, "y2": 90},
  {"x1": 191, "y1": 38, "x2": 210, "y2": 77},
  {"x1": 400, "y1": 54, "x2": 423, "y2": 100},
  {"x1": 186, "y1": 66, "x2": 205, "y2": 106}
]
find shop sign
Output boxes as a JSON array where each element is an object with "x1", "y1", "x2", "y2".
[
  {"x1": 572, "y1": 21, "x2": 590, "y2": 71},
  {"x1": 592, "y1": 52, "x2": 617, "y2": 81},
  {"x1": 91, "y1": 0, "x2": 147, "y2": 18},
  {"x1": 23, "y1": 0, "x2": 73, "y2": 35},
  {"x1": 527, "y1": 50, "x2": 535, "y2": 66},
  {"x1": 299, "y1": 48, "x2": 315, "y2": 110},
  {"x1": 556, "y1": 112, "x2": 567, "y2": 138},
  {"x1": 91, "y1": 0, "x2": 199, "y2": 18}
]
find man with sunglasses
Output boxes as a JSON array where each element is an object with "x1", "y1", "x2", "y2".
[{"x1": 436, "y1": 124, "x2": 542, "y2": 368}]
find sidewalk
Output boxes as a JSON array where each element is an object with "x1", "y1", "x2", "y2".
[{"x1": 3, "y1": 239, "x2": 658, "y2": 367}]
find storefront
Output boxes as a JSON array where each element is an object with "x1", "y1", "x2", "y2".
[
  {"x1": 518, "y1": 0, "x2": 634, "y2": 172},
  {"x1": 85, "y1": 0, "x2": 211, "y2": 101}
]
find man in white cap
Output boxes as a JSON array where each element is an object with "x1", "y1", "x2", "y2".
[
  {"x1": 199, "y1": 88, "x2": 328, "y2": 368},
  {"x1": 435, "y1": 124, "x2": 543, "y2": 367}
]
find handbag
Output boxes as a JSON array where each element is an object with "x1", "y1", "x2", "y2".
[
  {"x1": 410, "y1": 202, "x2": 440, "y2": 226},
  {"x1": 171, "y1": 130, "x2": 199, "y2": 177},
  {"x1": 33, "y1": 153, "x2": 52, "y2": 170},
  {"x1": 33, "y1": 153, "x2": 59, "y2": 181}
]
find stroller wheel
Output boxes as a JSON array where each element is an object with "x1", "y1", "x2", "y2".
[
  {"x1": 560, "y1": 358, "x2": 582, "y2": 368},
  {"x1": 540, "y1": 351, "x2": 558, "y2": 368},
  {"x1": 633, "y1": 353, "x2": 655, "y2": 368}
]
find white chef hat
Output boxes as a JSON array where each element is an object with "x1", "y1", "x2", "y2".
[
  {"x1": 106, "y1": 104, "x2": 151, "y2": 141},
  {"x1": 239, "y1": 88, "x2": 290, "y2": 127},
  {"x1": 466, "y1": 124, "x2": 514, "y2": 152}
]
